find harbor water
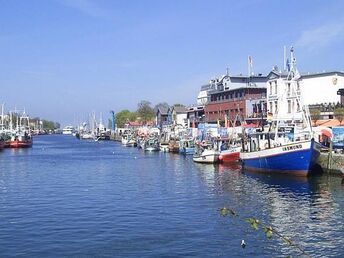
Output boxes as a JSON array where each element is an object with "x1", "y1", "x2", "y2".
[{"x1": 0, "y1": 135, "x2": 343, "y2": 257}]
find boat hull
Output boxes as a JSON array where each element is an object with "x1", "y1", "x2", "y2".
[
  {"x1": 240, "y1": 140, "x2": 321, "y2": 176},
  {"x1": 219, "y1": 150, "x2": 240, "y2": 163},
  {"x1": 160, "y1": 144, "x2": 169, "y2": 152},
  {"x1": 193, "y1": 150, "x2": 219, "y2": 164},
  {"x1": 144, "y1": 147, "x2": 159, "y2": 151},
  {"x1": 180, "y1": 147, "x2": 195, "y2": 155},
  {"x1": 8, "y1": 140, "x2": 33, "y2": 148}
]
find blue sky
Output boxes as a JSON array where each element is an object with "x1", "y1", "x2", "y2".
[{"x1": 1, "y1": 0, "x2": 344, "y2": 126}]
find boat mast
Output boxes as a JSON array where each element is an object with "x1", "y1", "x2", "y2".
[{"x1": 1, "y1": 103, "x2": 4, "y2": 131}]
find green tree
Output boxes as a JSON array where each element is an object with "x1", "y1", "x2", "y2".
[
  {"x1": 41, "y1": 120, "x2": 60, "y2": 130},
  {"x1": 334, "y1": 107, "x2": 344, "y2": 125},
  {"x1": 310, "y1": 108, "x2": 321, "y2": 126},
  {"x1": 128, "y1": 111, "x2": 138, "y2": 122},
  {"x1": 115, "y1": 110, "x2": 132, "y2": 128},
  {"x1": 137, "y1": 100, "x2": 154, "y2": 124},
  {"x1": 173, "y1": 103, "x2": 186, "y2": 108}
]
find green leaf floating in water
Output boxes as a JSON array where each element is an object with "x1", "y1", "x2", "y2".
[
  {"x1": 264, "y1": 226, "x2": 273, "y2": 239},
  {"x1": 246, "y1": 218, "x2": 260, "y2": 230},
  {"x1": 220, "y1": 207, "x2": 237, "y2": 217}
]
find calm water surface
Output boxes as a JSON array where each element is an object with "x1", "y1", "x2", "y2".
[{"x1": 0, "y1": 135, "x2": 343, "y2": 257}]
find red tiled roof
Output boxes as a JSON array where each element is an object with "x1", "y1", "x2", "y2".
[{"x1": 312, "y1": 119, "x2": 343, "y2": 127}]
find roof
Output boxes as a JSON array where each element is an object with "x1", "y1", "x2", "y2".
[
  {"x1": 267, "y1": 70, "x2": 344, "y2": 80},
  {"x1": 172, "y1": 106, "x2": 187, "y2": 113},
  {"x1": 301, "y1": 71, "x2": 344, "y2": 79},
  {"x1": 156, "y1": 106, "x2": 169, "y2": 115},
  {"x1": 312, "y1": 119, "x2": 343, "y2": 127}
]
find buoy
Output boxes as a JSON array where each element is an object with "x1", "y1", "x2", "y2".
[{"x1": 241, "y1": 240, "x2": 246, "y2": 248}]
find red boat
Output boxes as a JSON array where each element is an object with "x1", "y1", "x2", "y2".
[
  {"x1": 9, "y1": 139, "x2": 33, "y2": 148},
  {"x1": 7, "y1": 132, "x2": 33, "y2": 148},
  {"x1": 219, "y1": 147, "x2": 241, "y2": 164}
]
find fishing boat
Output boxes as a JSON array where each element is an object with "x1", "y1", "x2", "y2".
[
  {"x1": 144, "y1": 138, "x2": 160, "y2": 151},
  {"x1": 193, "y1": 141, "x2": 220, "y2": 163},
  {"x1": 159, "y1": 143, "x2": 169, "y2": 152},
  {"x1": 168, "y1": 137, "x2": 180, "y2": 153},
  {"x1": 6, "y1": 111, "x2": 33, "y2": 148},
  {"x1": 240, "y1": 48, "x2": 321, "y2": 176},
  {"x1": 240, "y1": 135, "x2": 321, "y2": 176},
  {"x1": 125, "y1": 135, "x2": 137, "y2": 147},
  {"x1": 0, "y1": 136, "x2": 4, "y2": 150},
  {"x1": 121, "y1": 133, "x2": 129, "y2": 145},
  {"x1": 8, "y1": 131, "x2": 33, "y2": 148},
  {"x1": 219, "y1": 144, "x2": 241, "y2": 163},
  {"x1": 179, "y1": 138, "x2": 195, "y2": 155},
  {"x1": 159, "y1": 132, "x2": 169, "y2": 152}
]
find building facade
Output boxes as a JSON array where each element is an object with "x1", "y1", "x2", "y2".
[
  {"x1": 202, "y1": 74, "x2": 268, "y2": 125},
  {"x1": 266, "y1": 70, "x2": 344, "y2": 122}
]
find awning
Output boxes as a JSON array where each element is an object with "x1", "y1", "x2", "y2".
[{"x1": 321, "y1": 128, "x2": 333, "y2": 138}]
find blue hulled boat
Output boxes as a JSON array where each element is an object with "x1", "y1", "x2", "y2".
[
  {"x1": 240, "y1": 138, "x2": 322, "y2": 176},
  {"x1": 240, "y1": 47, "x2": 323, "y2": 176}
]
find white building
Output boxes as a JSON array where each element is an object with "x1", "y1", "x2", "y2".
[
  {"x1": 299, "y1": 72, "x2": 344, "y2": 105},
  {"x1": 170, "y1": 106, "x2": 187, "y2": 126},
  {"x1": 267, "y1": 70, "x2": 344, "y2": 122}
]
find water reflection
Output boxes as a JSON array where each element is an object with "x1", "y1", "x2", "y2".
[{"x1": 193, "y1": 163, "x2": 344, "y2": 257}]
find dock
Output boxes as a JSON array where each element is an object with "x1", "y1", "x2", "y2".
[{"x1": 318, "y1": 152, "x2": 344, "y2": 176}]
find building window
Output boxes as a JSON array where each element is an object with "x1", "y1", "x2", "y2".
[
  {"x1": 287, "y1": 83, "x2": 291, "y2": 95},
  {"x1": 269, "y1": 82, "x2": 272, "y2": 95},
  {"x1": 274, "y1": 101, "x2": 278, "y2": 113},
  {"x1": 269, "y1": 102, "x2": 273, "y2": 113},
  {"x1": 274, "y1": 81, "x2": 278, "y2": 95},
  {"x1": 297, "y1": 102, "x2": 300, "y2": 112},
  {"x1": 288, "y1": 100, "x2": 291, "y2": 113}
]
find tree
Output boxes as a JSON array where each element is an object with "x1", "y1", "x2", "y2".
[
  {"x1": 115, "y1": 110, "x2": 132, "y2": 128},
  {"x1": 173, "y1": 103, "x2": 186, "y2": 108},
  {"x1": 310, "y1": 108, "x2": 321, "y2": 126},
  {"x1": 137, "y1": 100, "x2": 154, "y2": 124},
  {"x1": 154, "y1": 102, "x2": 169, "y2": 112},
  {"x1": 334, "y1": 107, "x2": 344, "y2": 125},
  {"x1": 128, "y1": 111, "x2": 138, "y2": 122}
]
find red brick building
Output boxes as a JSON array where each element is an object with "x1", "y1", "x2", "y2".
[{"x1": 202, "y1": 74, "x2": 268, "y2": 125}]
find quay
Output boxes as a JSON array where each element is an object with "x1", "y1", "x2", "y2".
[{"x1": 319, "y1": 152, "x2": 344, "y2": 176}]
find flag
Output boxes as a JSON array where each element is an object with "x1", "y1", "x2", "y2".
[{"x1": 248, "y1": 56, "x2": 253, "y2": 66}]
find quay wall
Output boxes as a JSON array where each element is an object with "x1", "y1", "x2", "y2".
[{"x1": 318, "y1": 153, "x2": 344, "y2": 176}]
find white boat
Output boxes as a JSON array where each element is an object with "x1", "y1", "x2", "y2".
[
  {"x1": 81, "y1": 133, "x2": 94, "y2": 140},
  {"x1": 160, "y1": 143, "x2": 169, "y2": 152},
  {"x1": 125, "y1": 137, "x2": 137, "y2": 147},
  {"x1": 144, "y1": 138, "x2": 160, "y2": 151},
  {"x1": 193, "y1": 149, "x2": 220, "y2": 163},
  {"x1": 193, "y1": 142, "x2": 220, "y2": 163},
  {"x1": 62, "y1": 126, "x2": 75, "y2": 135},
  {"x1": 121, "y1": 134, "x2": 129, "y2": 145}
]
